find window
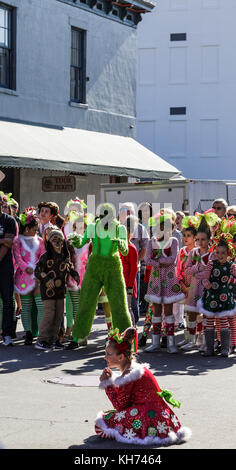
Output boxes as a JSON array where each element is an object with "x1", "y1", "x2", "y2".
[
  {"x1": 170, "y1": 107, "x2": 186, "y2": 115},
  {"x1": 70, "y1": 27, "x2": 86, "y2": 103},
  {"x1": 170, "y1": 33, "x2": 187, "y2": 41},
  {"x1": 0, "y1": 3, "x2": 16, "y2": 89}
]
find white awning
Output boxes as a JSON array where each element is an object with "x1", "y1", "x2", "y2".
[{"x1": 0, "y1": 120, "x2": 181, "y2": 180}]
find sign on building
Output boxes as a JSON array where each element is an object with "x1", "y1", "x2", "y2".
[{"x1": 42, "y1": 176, "x2": 76, "y2": 192}]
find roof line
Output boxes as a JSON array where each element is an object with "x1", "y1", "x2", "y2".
[
  {"x1": 0, "y1": 155, "x2": 179, "y2": 179},
  {"x1": 0, "y1": 117, "x2": 63, "y2": 131}
]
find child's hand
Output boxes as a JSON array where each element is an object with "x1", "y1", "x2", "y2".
[
  {"x1": 184, "y1": 288, "x2": 189, "y2": 298},
  {"x1": 46, "y1": 280, "x2": 54, "y2": 289},
  {"x1": 111, "y1": 238, "x2": 120, "y2": 245},
  {"x1": 230, "y1": 264, "x2": 236, "y2": 274},
  {"x1": 100, "y1": 368, "x2": 112, "y2": 382},
  {"x1": 198, "y1": 265, "x2": 205, "y2": 272},
  {"x1": 205, "y1": 281, "x2": 212, "y2": 290},
  {"x1": 181, "y1": 284, "x2": 189, "y2": 295}
]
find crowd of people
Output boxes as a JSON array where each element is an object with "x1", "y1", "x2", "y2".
[
  {"x1": 2, "y1": 191, "x2": 236, "y2": 446},
  {"x1": 0, "y1": 192, "x2": 236, "y2": 359}
]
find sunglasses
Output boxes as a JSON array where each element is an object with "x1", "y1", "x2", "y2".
[{"x1": 212, "y1": 206, "x2": 224, "y2": 210}]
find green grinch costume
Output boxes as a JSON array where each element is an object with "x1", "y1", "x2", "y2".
[{"x1": 67, "y1": 204, "x2": 132, "y2": 348}]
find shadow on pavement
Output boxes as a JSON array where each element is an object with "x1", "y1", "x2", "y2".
[
  {"x1": 0, "y1": 317, "x2": 235, "y2": 377},
  {"x1": 68, "y1": 434, "x2": 182, "y2": 450}
]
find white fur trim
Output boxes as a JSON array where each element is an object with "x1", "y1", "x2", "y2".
[
  {"x1": 151, "y1": 237, "x2": 175, "y2": 258},
  {"x1": 99, "y1": 362, "x2": 150, "y2": 390},
  {"x1": 27, "y1": 263, "x2": 36, "y2": 271},
  {"x1": 184, "y1": 305, "x2": 199, "y2": 313},
  {"x1": 162, "y1": 293, "x2": 185, "y2": 304},
  {"x1": 145, "y1": 294, "x2": 162, "y2": 304},
  {"x1": 67, "y1": 285, "x2": 80, "y2": 292},
  {"x1": 165, "y1": 315, "x2": 175, "y2": 324},
  {"x1": 18, "y1": 235, "x2": 40, "y2": 269},
  {"x1": 99, "y1": 371, "x2": 119, "y2": 390},
  {"x1": 192, "y1": 247, "x2": 210, "y2": 266},
  {"x1": 145, "y1": 292, "x2": 185, "y2": 305},
  {"x1": 152, "y1": 316, "x2": 160, "y2": 324},
  {"x1": 197, "y1": 298, "x2": 236, "y2": 318},
  {"x1": 14, "y1": 283, "x2": 36, "y2": 295},
  {"x1": 95, "y1": 412, "x2": 192, "y2": 446}
]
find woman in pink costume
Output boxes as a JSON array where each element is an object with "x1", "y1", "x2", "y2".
[{"x1": 13, "y1": 208, "x2": 45, "y2": 345}]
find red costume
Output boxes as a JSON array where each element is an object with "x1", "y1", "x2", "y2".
[
  {"x1": 95, "y1": 362, "x2": 191, "y2": 445},
  {"x1": 119, "y1": 241, "x2": 138, "y2": 298}
]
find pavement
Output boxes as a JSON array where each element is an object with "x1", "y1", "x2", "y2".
[{"x1": 0, "y1": 314, "x2": 236, "y2": 452}]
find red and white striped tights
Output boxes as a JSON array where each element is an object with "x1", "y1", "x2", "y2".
[{"x1": 206, "y1": 315, "x2": 236, "y2": 346}]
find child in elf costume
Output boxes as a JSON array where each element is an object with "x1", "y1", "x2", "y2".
[
  {"x1": 197, "y1": 234, "x2": 236, "y2": 357},
  {"x1": 34, "y1": 229, "x2": 80, "y2": 350},
  {"x1": 95, "y1": 327, "x2": 192, "y2": 445},
  {"x1": 208, "y1": 213, "x2": 236, "y2": 353},
  {"x1": 144, "y1": 211, "x2": 185, "y2": 354},
  {"x1": 180, "y1": 211, "x2": 219, "y2": 351},
  {"x1": 176, "y1": 220, "x2": 197, "y2": 348},
  {"x1": 63, "y1": 197, "x2": 87, "y2": 239},
  {"x1": 65, "y1": 211, "x2": 91, "y2": 339},
  {"x1": 66, "y1": 203, "x2": 132, "y2": 349},
  {"x1": 13, "y1": 208, "x2": 45, "y2": 345}
]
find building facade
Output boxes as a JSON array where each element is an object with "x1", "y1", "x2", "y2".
[
  {"x1": 137, "y1": 0, "x2": 236, "y2": 180},
  {"x1": 0, "y1": 0, "x2": 154, "y2": 210}
]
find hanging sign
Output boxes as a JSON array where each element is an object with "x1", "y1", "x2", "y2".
[{"x1": 42, "y1": 176, "x2": 76, "y2": 192}]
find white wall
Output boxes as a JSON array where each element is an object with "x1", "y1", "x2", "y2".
[
  {"x1": 136, "y1": 0, "x2": 236, "y2": 179},
  {"x1": 0, "y1": 0, "x2": 137, "y2": 137}
]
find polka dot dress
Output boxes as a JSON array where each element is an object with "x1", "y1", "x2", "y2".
[{"x1": 145, "y1": 237, "x2": 185, "y2": 305}]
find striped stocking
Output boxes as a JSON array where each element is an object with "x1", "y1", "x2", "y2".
[
  {"x1": 219, "y1": 317, "x2": 229, "y2": 330},
  {"x1": 20, "y1": 295, "x2": 33, "y2": 332},
  {"x1": 206, "y1": 317, "x2": 215, "y2": 329},
  {"x1": 228, "y1": 315, "x2": 236, "y2": 347},
  {"x1": 34, "y1": 294, "x2": 45, "y2": 329},
  {"x1": 70, "y1": 290, "x2": 80, "y2": 320},
  {"x1": 66, "y1": 290, "x2": 74, "y2": 328},
  {"x1": 215, "y1": 317, "x2": 221, "y2": 341}
]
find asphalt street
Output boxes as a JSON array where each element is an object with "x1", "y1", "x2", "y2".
[{"x1": 0, "y1": 314, "x2": 235, "y2": 452}]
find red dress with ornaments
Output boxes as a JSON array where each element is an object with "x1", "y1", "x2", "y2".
[{"x1": 95, "y1": 362, "x2": 191, "y2": 445}]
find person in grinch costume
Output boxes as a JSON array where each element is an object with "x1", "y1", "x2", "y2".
[{"x1": 66, "y1": 203, "x2": 132, "y2": 349}]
